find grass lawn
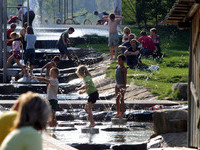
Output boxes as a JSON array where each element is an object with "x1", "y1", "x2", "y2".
[{"x1": 75, "y1": 25, "x2": 190, "y2": 100}]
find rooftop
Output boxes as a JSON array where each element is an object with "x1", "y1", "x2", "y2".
[{"x1": 163, "y1": 0, "x2": 200, "y2": 28}]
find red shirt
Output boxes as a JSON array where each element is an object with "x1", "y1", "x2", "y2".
[
  {"x1": 138, "y1": 35, "x2": 156, "y2": 51},
  {"x1": 7, "y1": 29, "x2": 13, "y2": 46}
]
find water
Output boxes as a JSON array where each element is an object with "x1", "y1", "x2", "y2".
[
  {"x1": 50, "y1": 121, "x2": 153, "y2": 145},
  {"x1": 35, "y1": 27, "x2": 112, "y2": 40}
]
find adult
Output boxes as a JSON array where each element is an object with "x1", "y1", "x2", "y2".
[
  {"x1": 17, "y1": 4, "x2": 35, "y2": 27},
  {"x1": 118, "y1": 33, "x2": 136, "y2": 54},
  {"x1": 124, "y1": 39, "x2": 140, "y2": 69},
  {"x1": 94, "y1": 11, "x2": 109, "y2": 25},
  {"x1": 138, "y1": 30, "x2": 156, "y2": 57},
  {"x1": 0, "y1": 102, "x2": 19, "y2": 145},
  {"x1": 114, "y1": 0, "x2": 122, "y2": 16},
  {"x1": 57, "y1": 27, "x2": 75, "y2": 60},
  {"x1": 150, "y1": 28, "x2": 162, "y2": 57},
  {"x1": 0, "y1": 92, "x2": 51, "y2": 150}
]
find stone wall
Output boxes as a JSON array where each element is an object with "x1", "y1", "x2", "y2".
[{"x1": 153, "y1": 109, "x2": 187, "y2": 135}]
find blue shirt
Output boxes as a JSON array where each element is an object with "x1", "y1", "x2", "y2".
[{"x1": 25, "y1": 34, "x2": 36, "y2": 50}]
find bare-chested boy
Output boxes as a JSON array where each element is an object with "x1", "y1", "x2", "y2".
[
  {"x1": 40, "y1": 56, "x2": 60, "y2": 78},
  {"x1": 103, "y1": 13, "x2": 122, "y2": 60}
]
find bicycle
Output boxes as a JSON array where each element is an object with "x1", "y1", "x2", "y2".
[{"x1": 64, "y1": 12, "x2": 92, "y2": 25}]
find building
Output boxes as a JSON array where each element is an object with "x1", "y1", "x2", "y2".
[{"x1": 164, "y1": 0, "x2": 200, "y2": 148}]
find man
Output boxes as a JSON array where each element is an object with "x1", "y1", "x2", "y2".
[{"x1": 17, "y1": 4, "x2": 35, "y2": 27}]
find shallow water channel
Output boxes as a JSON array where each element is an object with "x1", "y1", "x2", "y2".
[{"x1": 48, "y1": 120, "x2": 153, "y2": 145}]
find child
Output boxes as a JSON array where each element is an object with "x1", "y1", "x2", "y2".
[
  {"x1": 76, "y1": 65, "x2": 99, "y2": 128},
  {"x1": 40, "y1": 56, "x2": 60, "y2": 78},
  {"x1": 34, "y1": 67, "x2": 59, "y2": 127},
  {"x1": 24, "y1": 26, "x2": 36, "y2": 76},
  {"x1": 7, "y1": 32, "x2": 24, "y2": 71},
  {"x1": 57, "y1": 27, "x2": 75, "y2": 60},
  {"x1": 114, "y1": 54, "x2": 127, "y2": 118},
  {"x1": 122, "y1": 26, "x2": 131, "y2": 43},
  {"x1": 7, "y1": 23, "x2": 16, "y2": 57},
  {"x1": 103, "y1": 13, "x2": 122, "y2": 60}
]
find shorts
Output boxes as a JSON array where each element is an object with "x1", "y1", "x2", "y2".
[
  {"x1": 57, "y1": 42, "x2": 70, "y2": 55},
  {"x1": 7, "y1": 46, "x2": 12, "y2": 52},
  {"x1": 49, "y1": 99, "x2": 58, "y2": 111},
  {"x1": 14, "y1": 51, "x2": 21, "y2": 59},
  {"x1": 88, "y1": 91, "x2": 99, "y2": 104},
  {"x1": 24, "y1": 49, "x2": 35, "y2": 65},
  {"x1": 108, "y1": 32, "x2": 119, "y2": 47}
]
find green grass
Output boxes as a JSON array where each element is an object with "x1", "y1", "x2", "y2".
[
  {"x1": 76, "y1": 43, "x2": 109, "y2": 54},
  {"x1": 75, "y1": 25, "x2": 190, "y2": 100}
]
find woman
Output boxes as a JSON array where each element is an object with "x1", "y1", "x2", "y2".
[{"x1": 0, "y1": 92, "x2": 51, "y2": 150}]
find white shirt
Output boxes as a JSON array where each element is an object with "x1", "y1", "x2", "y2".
[
  {"x1": 114, "y1": 0, "x2": 122, "y2": 12},
  {"x1": 18, "y1": 8, "x2": 27, "y2": 15},
  {"x1": 18, "y1": 8, "x2": 33, "y2": 15},
  {"x1": 47, "y1": 78, "x2": 59, "y2": 100}
]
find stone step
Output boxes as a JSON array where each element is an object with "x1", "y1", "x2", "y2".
[
  {"x1": 0, "y1": 99, "x2": 180, "y2": 110},
  {"x1": 0, "y1": 83, "x2": 76, "y2": 94}
]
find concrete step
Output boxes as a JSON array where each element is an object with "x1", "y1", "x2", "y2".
[
  {"x1": 0, "y1": 99, "x2": 180, "y2": 110},
  {"x1": 42, "y1": 134, "x2": 77, "y2": 150},
  {"x1": 0, "y1": 83, "x2": 76, "y2": 95}
]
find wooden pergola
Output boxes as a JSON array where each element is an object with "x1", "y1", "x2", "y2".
[{"x1": 164, "y1": 0, "x2": 200, "y2": 148}]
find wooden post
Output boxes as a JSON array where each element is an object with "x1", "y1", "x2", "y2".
[
  {"x1": 188, "y1": 23, "x2": 193, "y2": 148},
  {"x1": 0, "y1": 0, "x2": 3, "y2": 68},
  {"x1": 3, "y1": 0, "x2": 7, "y2": 83}
]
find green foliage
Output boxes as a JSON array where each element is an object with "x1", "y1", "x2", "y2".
[{"x1": 123, "y1": 0, "x2": 176, "y2": 26}]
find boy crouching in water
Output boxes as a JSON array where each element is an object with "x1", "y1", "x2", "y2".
[
  {"x1": 114, "y1": 54, "x2": 127, "y2": 118},
  {"x1": 40, "y1": 56, "x2": 60, "y2": 78},
  {"x1": 33, "y1": 67, "x2": 59, "y2": 127},
  {"x1": 76, "y1": 65, "x2": 99, "y2": 128}
]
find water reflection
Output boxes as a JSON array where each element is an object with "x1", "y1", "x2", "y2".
[{"x1": 113, "y1": 134, "x2": 126, "y2": 143}]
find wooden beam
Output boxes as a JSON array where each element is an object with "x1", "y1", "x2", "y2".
[
  {"x1": 190, "y1": 82, "x2": 199, "y2": 107},
  {"x1": 187, "y1": 3, "x2": 200, "y2": 18},
  {"x1": 192, "y1": 18, "x2": 200, "y2": 53},
  {"x1": 168, "y1": 16, "x2": 185, "y2": 20},
  {"x1": 179, "y1": 0, "x2": 195, "y2": 2},
  {"x1": 173, "y1": 6, "x2": 192, "y2": 10}
]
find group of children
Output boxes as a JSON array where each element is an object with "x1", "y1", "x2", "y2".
[
  {"x1": 7, "y1": 23, "x2": 36, "y2": 77},
  {"x1": 5, "y1": 13, "x2": 131, "y2": 129}
]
